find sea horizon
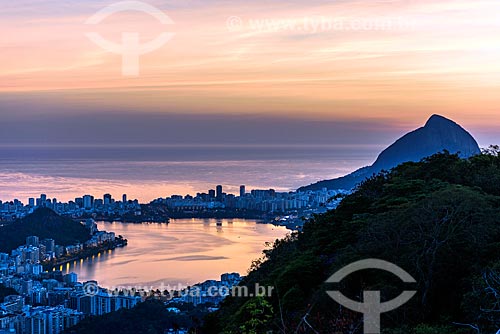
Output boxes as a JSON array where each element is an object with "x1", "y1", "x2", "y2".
[{"x1": 0, "y1": 144, "x2": 381, "y2": 202}]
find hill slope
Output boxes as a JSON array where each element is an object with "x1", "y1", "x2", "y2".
[
  {"x1": 0, "y1": 208, "x2": 90, "y2": 252},
  {"x1": 60, "y1": 150, "x2": 500, "y2": 333},
  {"x1": 299, "y1": 115, "x2": 480, "y2": 191},
  {"x1": 206, "y1": 150, "x2": 500, "y2": 334}
]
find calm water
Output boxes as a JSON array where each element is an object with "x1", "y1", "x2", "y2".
[
  {"x1": 61, "y1": 219, "x2": 289, "y2": 288},
  {"x1": 0, "y1": 145, "x2": 379, "y2": 202}
]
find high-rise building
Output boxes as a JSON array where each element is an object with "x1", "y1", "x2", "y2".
[
  {"x1": 64, "y1": 272, "x2": 78, "y2": 284},
  {"x1": 103, "y1": 194, "x2": 112, "y2": 206},
  {"x1": 83, "y1": 195, "x2": 93, "y2": 209},
  {"x1": 40, "y1": 194, "x2": 47, "y2": 208},
  {"x1": 122, "y1": 194, "x2": 127, "y2": 203},
  {"x1": 250, "y1": 189, "x2": 276, "y2": 200},
  {"x1": 26, "y1": 236, "x2": 40, "y2": 247},
  {"x1": 216, "y1": 185, "x2": 223, "y2": 200},
  {"x1": 41, "y1": 239, "x2": 55, "y2": 253},
  {"x1": 4, "y1": 295, "x2": 24, "y2": 312},
  {"x1": 75, "y1": 197, "x2": 83, "y2": 208},
  {"x1": 208, "y1": 189, "x2": 216, "y2": 198},
  {"x1": 29, "y1": 197, "x2": 35, "y2": 207},
  {"x1": 240, "y1": 185, "x2": 246, "y2": 197},
  {"x1": 21, "y1": 279, "x2": 33, "y2": 295}
]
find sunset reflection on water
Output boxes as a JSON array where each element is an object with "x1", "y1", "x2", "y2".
[{"x1": 65, "y1": 219, "x2": 289, "y2": 288}]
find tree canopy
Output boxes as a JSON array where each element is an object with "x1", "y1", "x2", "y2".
[
  {"x1": 205, "y1": 149, "x2": 500, "y2": 334},
  {"x1": 0, "y1": 208, "x2": 90, "y2": 252}
]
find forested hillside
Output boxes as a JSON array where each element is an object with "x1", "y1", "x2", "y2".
[
  {"x1": 205, "y1": 148, "x2": 500, "y2": 334},
  {"x1": 0, "y1": 208, "x2": 90, "y2": 252}
]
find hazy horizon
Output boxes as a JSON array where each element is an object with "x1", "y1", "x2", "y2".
[
  {"x1": 2, "y1": 0, "x2": 500, "y2": 202},
  {"x1": 0, "y1": 144, "x2": 379, "y2": 203}
]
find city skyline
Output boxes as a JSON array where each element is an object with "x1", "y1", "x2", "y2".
[
  {"x1": 0, "y1": 184, "x2": 251, "y2": 204},
  {"x1": 4, "y1": 2, "x2": 499, "y2": 334}
]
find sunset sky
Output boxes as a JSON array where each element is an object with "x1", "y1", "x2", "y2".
[{"x1": 1, "y1": 0, "x2": 500, "y2": 146}]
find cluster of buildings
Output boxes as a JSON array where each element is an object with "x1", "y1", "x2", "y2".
[
  {"x1": 169, "y1": 273, "x2": 242, "y2": 306},
  {"x1": 81, "y1": 220, "x2": 117, "y2": 248},
  {"x1": 0, "y1": 186, "x2": 348, "y2": 228},
  {"x1": 7, "y1": 224, "x2": 116, "y2": 274},
  {"x1": 0, "y1": 186, "x2": 346, "y2": 332},
  {"x1": 0, "y1": 233, "x2": 139, "y2": 334},
  {"x1": 152, "y1": 185, "x2": 348, "y2": 228},
  {"x1": 0, "y1": 277, "x2": 142, "y2": 334},
  {"x1": 0, "y1": 231, "x2": 248, "y2": 334},
  {"x1": 0, "y1": 304, "x2": 84, "y2": 334},
  {"x1": 0, "y1": 194, "x2": 141, "y2": 222}
]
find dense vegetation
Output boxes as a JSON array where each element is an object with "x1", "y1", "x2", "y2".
[
  {"x1": 64, "y1": 300, "x2": 209, "y2": 334},
  {"x1": 0, "y1": 284, "x2": 18, "y2": 302},
  {"x1": 204, "y1": 148, "x2": 500, "y2": 334},
  {"x1": 0, "y1": 208, "x2": 90, "y2": 252}
]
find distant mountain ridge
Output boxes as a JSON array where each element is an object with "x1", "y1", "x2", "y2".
[{"x1": 299, "y1": 115, "x2": 481, "y2": 192}]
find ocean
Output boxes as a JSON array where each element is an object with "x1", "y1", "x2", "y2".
[{"x1": 0, "y1": 145, "x2": 380, "y2": 202}]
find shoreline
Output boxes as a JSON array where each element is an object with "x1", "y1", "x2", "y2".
[
  {"x1": 66, "y1": 218, "x2": 288, "y2": 289},
  {"x1": 42, "y1": 239, "x2": 128, "y2": 271},
  {"x1": 43, "y1": 217, "x2": 295, "y2": 275}
]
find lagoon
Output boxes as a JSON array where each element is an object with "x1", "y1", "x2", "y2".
[{"x1": 63, "y1": 219, "x2": 289, "y2": 289}]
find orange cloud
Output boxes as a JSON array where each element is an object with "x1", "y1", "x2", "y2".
[{"x1": 1, "y1": 0, "x2": 499, "y2": 128}]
